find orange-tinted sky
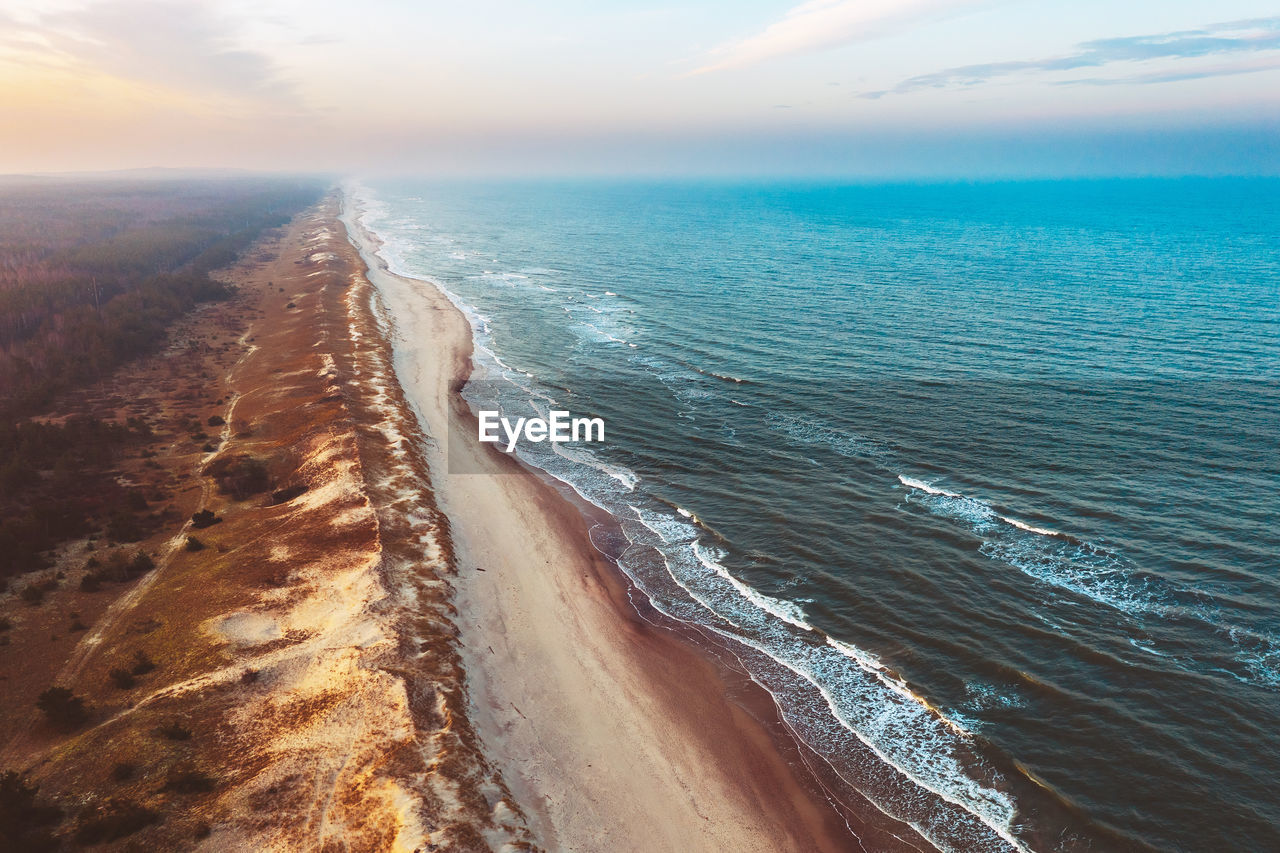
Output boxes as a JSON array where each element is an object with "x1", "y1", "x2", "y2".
[{"x1": 2, "y1": 0, "x2": 1278, "y2": 176}]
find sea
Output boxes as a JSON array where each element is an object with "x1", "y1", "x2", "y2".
[{"x1": 353, "y1": 178, "x2": 1280, "y2": 852}]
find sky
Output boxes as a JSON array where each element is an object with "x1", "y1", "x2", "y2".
[{"x1": 0, "y1": 0, "x2": 1277, "y2": 177}]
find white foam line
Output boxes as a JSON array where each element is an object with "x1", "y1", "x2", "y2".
[
  {"x1": 998, "y1": 515, "x2": 1060, "y2": 537},
  {"x1": 898, "y1": 474, "x2": 961, "y2": 498},
  {"x1": 1129, "y1": 638, "x2": 1172, "y2": 657},
  {"x1": 693, "y1": 541, "x2": 815, "y2": 632},
  {"x1": 549, "y1": 441, "x2": 638, "y2": 491},
  {"x1": 583, "y1": 321, "x2": 628, "y2": 345},
  {"x1": 900, "y1": 477, "x2": 1062, "y2": 539},
  {"x1": 826, "y1": 638, "x2": 974, "y2": 738}
]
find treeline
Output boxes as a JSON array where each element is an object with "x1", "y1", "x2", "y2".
[
  {"x1": 0, "y1": 178, "x2": 325, "y2": 418},
  {"x1": 0, "y1": 416, "x2": 152, "y2": 579},
  {"x1": 0, "y1": 177, "x2": 325, "y2": 579}
]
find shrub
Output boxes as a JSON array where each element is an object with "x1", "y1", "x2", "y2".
[
  {"x1": 72, "y1": 799, "x2": 158, "y2": 845},
  {"x1": 110, "y1": 763, "x2": 136, "y2": 782},
  {"x1": 126, "y1": 417, "x2": 153, "y2": 438},
  {"x1": 104, "y1": 550, "x2": 129, "y2": 579},
  {"x1": 163, "y1": 766, "x2": 215, "y2": 793},
  {"x1": 0, "y1": 770, "x2": 62, "y2": 850},
  {"x1": 184, "y1": 536, "x2": 205, "y2": 552},
  {"x1": 69, "y1": 619, "x2": 88, "y2": 632},
  {"x1": 207, "y1": 415, "x2": 225, "y2": 427},
  {"x1": 157, "y1": 721, "x2": 192, "y2": 741},
  {"x1": 128, "y1": 552, "x2": 154, "y2": 575},
  {"x1": 205, "y1": 455, "x2": 271, "y2": 500},
  {"x1": 80, "y1": 573, "x2": 103, "y2": 592},
  {"x1": 0, "y1": 617, "x2": 10, "y2": 632},
  {"x1": 190, "y1": 509, "x2": 221, "y2": 529},
  {"x1": 20, "y1": 584, "x2": 45, "y2": 605},
  {"x1": 36, "y1": 687, "x2": 88, "y2": 730},
  {"x1": 108, "y1": 668, "x2": 136, "y2": 690},
  {"x1": 105, "y1": 510, "x2": 144, "y2": 543},
  {"x1": 130, "y1": 650, "x2": 156, "y2": 676},
  {"x1": 241, "y1": 668, "x2": 259, "y2": 684}
]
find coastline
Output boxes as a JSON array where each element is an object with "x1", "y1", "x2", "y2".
[
  {"x1": 340, "y1": 194, "x2": 904, "y2": 852},
  {"x1": 13, "y1": 180, "x2": 1266, "y2": 851},
  {"x1": 4, "y1": 191, "x2": 895, "y2": 850}
]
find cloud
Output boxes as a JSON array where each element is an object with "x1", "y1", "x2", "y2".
[
  {"x1": 866, "y1": 16, "x2": 1280, "y2": 97},
  {"x1": 691, "y1": 0, "x2": 974, "y2": 74},
  {"x1": 5, "y1": 0, "x2": 297, "y2": 105},
  {"x1": 1057, "y1": 57, "x2": 1280, "y2": 88}
]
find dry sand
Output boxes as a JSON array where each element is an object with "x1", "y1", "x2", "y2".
[{"x1": 342, "y1": 200, "x2": 862, "y2": 853}]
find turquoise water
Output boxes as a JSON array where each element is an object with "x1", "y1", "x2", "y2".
[{"x1": 357, "y1": 178, "x2": 1280, "y2": 852}]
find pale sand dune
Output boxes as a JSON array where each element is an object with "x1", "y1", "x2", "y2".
[{"x1": 341, "y1": 200, "x2": 855, "y2": 853}]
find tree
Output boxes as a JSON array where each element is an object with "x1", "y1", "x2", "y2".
[
  {"x1": 0, "y1": 770, "x2": 61, "y2": 852},
  {"x1": 36, "y1": 687, "x2": 88, "y2": 730}
]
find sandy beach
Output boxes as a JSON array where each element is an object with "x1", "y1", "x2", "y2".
[{"x1": 340, "y1": 198, "x2": 872, "y2": 852}]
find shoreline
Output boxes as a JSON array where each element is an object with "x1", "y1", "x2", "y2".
[{"x1": 340, "y1": 194, "x2": 899, "y2": 851}]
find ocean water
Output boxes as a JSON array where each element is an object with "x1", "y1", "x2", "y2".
[{"x1": 355, "y1": 178, "x2": 1280, "y2": 852}]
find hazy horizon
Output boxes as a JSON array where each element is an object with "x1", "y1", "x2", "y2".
[{"x1": 1, "y1": 0, "x2": 1277, "y2": 178}]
